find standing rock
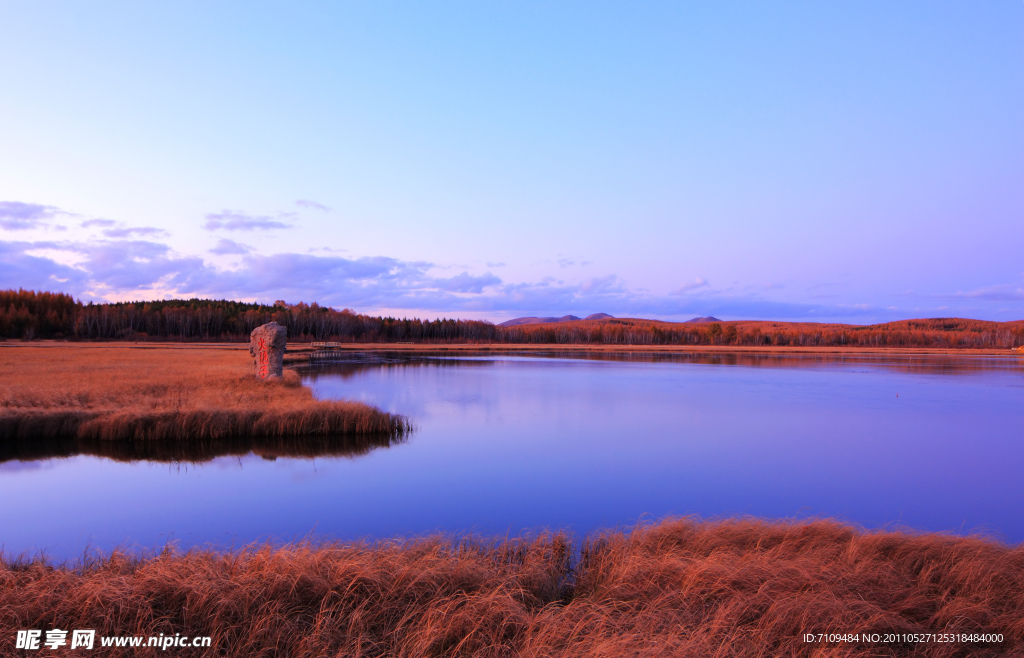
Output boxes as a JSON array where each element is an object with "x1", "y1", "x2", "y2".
[{"x1": 250, "y1": 322, "x2": 288, "y2": 379}]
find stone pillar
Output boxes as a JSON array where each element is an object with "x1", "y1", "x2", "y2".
[{"x1": 250, "y1": 322, "x2": 287, "y2": 379}]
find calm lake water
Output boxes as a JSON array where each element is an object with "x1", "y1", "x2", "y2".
[{"x1": 3, "y1": 352, "x2": 1023, "y2": 559}]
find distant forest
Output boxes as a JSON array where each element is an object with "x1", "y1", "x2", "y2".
[{"x1": 2, "y1": 289, "x2": 1023, "y2": 349}]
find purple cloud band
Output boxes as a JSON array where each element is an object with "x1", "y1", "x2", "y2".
[
  {"x1": 101, "y1": 227, "x2": 168, "y2": 238},
  {"x1": 0, "y1": 201, "x2": 60, "y2": 230},
  {"x1": 2, "y1": 203, "x2": 1019, "y2": 322},
  {"x1": 204, "y1": 211, "x2": 292, "y2": 231},
  {"x1": 209, "y1": 238, "x2": 253, "y2": 255},
  {"x1": 0, "y1": 236, "x2": 917, "y2": 322}
]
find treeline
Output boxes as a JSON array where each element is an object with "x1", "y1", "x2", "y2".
[
  {"x1": 501, "y1": 317, "x2": 1024, "y2": 349},
  {"x1": 2, "y1": 289, "x2": 1023, "y2": 348},
  {"x1": 0, "y1": 290, "x2": 79, "y2": 340},
  {"x1": 0, "y1": 289, "x2": 497, "y2": 342}
]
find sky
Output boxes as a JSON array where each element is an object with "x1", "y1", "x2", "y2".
[{"x1": 1, "y1": 1, "x2": 1022, "y2": 323}]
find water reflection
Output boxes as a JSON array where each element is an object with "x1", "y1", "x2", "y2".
[
  {"x1": 298, "y1": 353, "x2": 494, "y2": 381},
  {"x1": 548, "y1": 350, "x2": 1024, "y2": 375},
  {"x1": 0, "y1": 433, "x2": 404, "y2": 466},
  {"x1": 298, "y1": 349, "x2": 1024, "y2": 378},
  {"x1": 303, "y1": 353, "x2": 1024, "y2": 544},
  {"x1": 2, "y1": 350, "x2": 1022, "y2": 558}
]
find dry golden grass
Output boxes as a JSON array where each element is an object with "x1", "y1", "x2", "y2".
[
  {"x1": 2, "y1": 518, "x2": 1020, "y2": 657},
  {"x1": 0, "y1": 344, "x2": 408, "y2": 442}
]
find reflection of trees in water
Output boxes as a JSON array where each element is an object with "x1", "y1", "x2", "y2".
[
  {"x1": 0, "y1": 433, "x2": 405, "y2": 465},
  {"x1": 298, "y1": 350, "x2": 1024, "y2": 378},
  {"x1": 298, "y1": 354, "x2": 496, "y2": 381},
  {"x1": 542, "y1": 351, "x2": 1024, "y2": 375}
]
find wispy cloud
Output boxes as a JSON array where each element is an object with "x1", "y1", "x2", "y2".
[
  {"x1": 938, "y1": 284, "x2": 1024, "y2": 302},
  {"x1": 578, "y1": 274, "x2": 624, "y2": 294},
  {"x1": 203, "y1": 210, "x2": 292, "y2": 231},
  {"x1": 101, "y1": 226, "x2": 169, "y2": 238},
  {"x1": 295, "y1": 199, "x2": 331, "y2": 212},
  {"x1": 433, "y1": 272, "x2": 502, "y2": 293},
  {"x1": 671, "y1": 277, "x2": 709, "y2": 294},
  {"x1": 81, "y1": 218, "x2": 116, "y2": 228},
  {"x1": 209, "y1": 238, "x2": 253, "y2": 255},
  {"x1": 0, "y1": 240, "x2": 91, "y2": 291},
  {"x1": 0, "y1": 201, "x2": 60, "y2": 230}
]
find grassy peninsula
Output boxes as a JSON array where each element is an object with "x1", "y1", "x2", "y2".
[{"x1": 0, "y1": 343, "x2": 408, "y2": 443}]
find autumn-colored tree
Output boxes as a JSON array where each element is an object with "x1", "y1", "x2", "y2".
[{"x1": 2, "y1": 289, "x2": 1023, "y2": 349}]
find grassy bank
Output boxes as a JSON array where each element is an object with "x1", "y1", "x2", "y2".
[
  {"x1": 3, "y1": 518, "x2": 1020, "y2": 657},
  {"x1": 0, "y1": 344, "x2": 408, "y2": 442}
]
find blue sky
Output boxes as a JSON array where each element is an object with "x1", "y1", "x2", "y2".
[{"x1": 1, "y1": 2, "x2": 1022, "y2": 322}]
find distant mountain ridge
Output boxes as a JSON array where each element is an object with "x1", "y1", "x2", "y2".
[
  {"x1": 498, "y1": 313, "x2": 614, "y2": 327},
  {"x1": 685, "y1": 316, "x2": 722, "y2": 323}
]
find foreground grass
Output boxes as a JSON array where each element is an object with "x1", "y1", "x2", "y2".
[
  {"x1": 0, "y1": 344, "x2": 408, "y2": 441},
  {"x1": 3, "y1": 518, "x2": 1021, "y2": 657}
]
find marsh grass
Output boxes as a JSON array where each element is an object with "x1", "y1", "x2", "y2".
[
  {"x1": 2, "y1": 518, "x2": 1021, "y2": 657},
  {"x1": 0, "y1": 344, "x2": 408, "y2": 442}
]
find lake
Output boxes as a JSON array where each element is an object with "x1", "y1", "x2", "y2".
[{"x1": 2, "y1": 351, "x2": 1023, "y2": 559}]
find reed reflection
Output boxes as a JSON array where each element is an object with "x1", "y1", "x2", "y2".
[
  {"x1": 0, "y1": 432, "x2": 405, "y2": 466},
  {"x1": 298, "y1": 354, "x2": 496, "y2": 382}
]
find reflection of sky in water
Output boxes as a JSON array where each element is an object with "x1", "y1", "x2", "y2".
[{"x1": 2, "y1": 355, "x2": 1023, "y2": 559}]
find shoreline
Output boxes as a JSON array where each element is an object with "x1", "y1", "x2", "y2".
[
  {"x1": 2, "y1": 340, "x2": 1019, "y2": 357},
  {"x1": 288, "y1": 342, "x2": 1022, "y2": 357}
]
